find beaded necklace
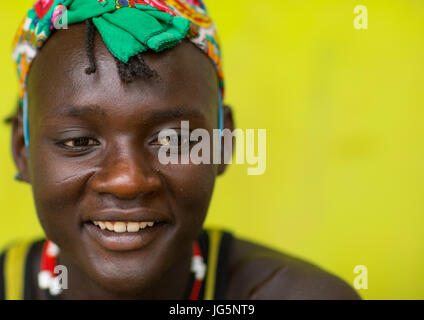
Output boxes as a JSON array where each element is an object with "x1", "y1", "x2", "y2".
[{"x1": 38, "y1": 239, "x2": 206, "y2": 299}]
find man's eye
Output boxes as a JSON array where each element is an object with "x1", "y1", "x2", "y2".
[
  {"x1": 157, "y1": 136, "x2": 172, "y2": 146},
  {"x1": 62, "y1": 137, "x2": 99, "y2": 148},
  {"x1": 156, "y1": 135, "x2": 189, "y2": 146}
]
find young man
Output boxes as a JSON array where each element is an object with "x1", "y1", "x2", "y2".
[{"x1": 0, "y1": 0, "x2": 359, "y2": 300}]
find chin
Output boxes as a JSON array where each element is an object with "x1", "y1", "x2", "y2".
[{"x1": 86, "y1": 255, "x2": 165, "y2": 296}]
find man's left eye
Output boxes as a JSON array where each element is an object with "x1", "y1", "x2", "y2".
[
  {"x1": 62, "y1": 137, "x2": 99, "y2": 148},
  {"x1": 156, "y1": 135, "x2": 189, "y2": 147}
]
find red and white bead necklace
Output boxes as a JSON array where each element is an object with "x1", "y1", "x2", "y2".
[{"x1": 38, "y1": 239, "x2": 206, "y2": 299}]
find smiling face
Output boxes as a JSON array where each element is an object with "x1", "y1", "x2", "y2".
[{"x1": 12, "y1": 23, "x2": 229, "y2": 297}]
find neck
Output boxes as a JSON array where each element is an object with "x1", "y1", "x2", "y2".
[{"x1": 54, "y1": 245, "x2": 193, "y2": 300}]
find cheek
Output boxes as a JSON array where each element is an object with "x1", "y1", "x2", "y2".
[
  {"x1": 28, "y1": 143, "x2": 94, "y2": 243},
  {"x1": 159, "y1": 162, "x2": 216, "y2": 229}
]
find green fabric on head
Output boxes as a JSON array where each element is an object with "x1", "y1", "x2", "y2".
[
  {"x1": 92, "y1": 8, "x2": 189, "y2": 62},
  {"x1": 65, "y1": 1, "x2": 191, "y2": 63}
]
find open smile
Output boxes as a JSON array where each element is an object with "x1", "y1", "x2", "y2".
[
  {"x1": 83, "y1": 210, "x2": 171, "y2": 252},
  {"x1": 92, "y1": 220, "x2": 156, "y2": 233},
  {"x1": 85, "y1": 221, "x2": 168, "y2": 252}
]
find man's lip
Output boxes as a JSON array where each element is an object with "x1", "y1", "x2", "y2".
[
  {"x1": 84, "y1": 209, "x2": 171, "y2": 224},
  {"x1": 84, "y1": 222, "x2": 170, "y2": 252}
]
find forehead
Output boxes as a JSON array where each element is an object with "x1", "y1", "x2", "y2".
[{"x1": 26, "y1": 23, "x2": 219, "y2": 123}]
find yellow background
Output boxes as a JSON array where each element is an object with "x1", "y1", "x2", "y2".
[{"x1": 1, "y1": 0, "x2": 423, "y2": 300}]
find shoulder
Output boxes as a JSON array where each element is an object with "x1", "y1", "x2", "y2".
[
  {"x1": 226, "y1": 236, "x2": 361, "y2": 300},
  {"x1": 0, "y1": 238, "x2": 44, "y2": 300}
]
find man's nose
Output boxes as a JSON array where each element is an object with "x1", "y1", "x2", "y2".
[{"x1": 89, "y1": 146, "x2": 161, "y2": 200}]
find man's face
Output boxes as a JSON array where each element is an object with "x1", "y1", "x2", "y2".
[{"x1": 21, "y1": 24, "x2": 221, "y2": 294}]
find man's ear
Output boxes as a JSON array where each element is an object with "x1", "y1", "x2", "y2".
[
  {"x1": 217, "y1": 105, "x2": 234, "y2": 176},
  {"x1": 11, "y1": 108, "x2": 30, "y2": 183}
]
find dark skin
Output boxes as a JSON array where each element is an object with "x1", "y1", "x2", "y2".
[{"x1": 11, "y1": 24, "x2": 360, "y2": 300}]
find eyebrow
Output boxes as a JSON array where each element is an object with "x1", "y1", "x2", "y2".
[
  {"x1": 45, "y1": 104, "x2": 206, "y2": 121},
  {"x1": 46, "y1": 104, "x2": 106, "y2": 118},
  {"x1": 150, "y1": 105, "x2": 205, "y2": 121}
]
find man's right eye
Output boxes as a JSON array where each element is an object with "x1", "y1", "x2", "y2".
[{"x1": 61, "y1": 137, "x2": 99, "y2": 148}]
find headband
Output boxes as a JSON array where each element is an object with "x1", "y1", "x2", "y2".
[{"x1": 12, "y1": 0, "x2": 224, "y2": 148}]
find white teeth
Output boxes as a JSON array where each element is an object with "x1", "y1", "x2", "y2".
[
  {"x1": 92, "y1": 221, "x2": 156, "y2": 232},
  {"x1": 114, "y1": 222, "x2": 127, "y2": 233},
  {"x1": 127, "y1": 222, "x2": 140, "y2": 233},
  {"x1": 105, "y1": 222, "x2": 114, "y2": 231}
]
